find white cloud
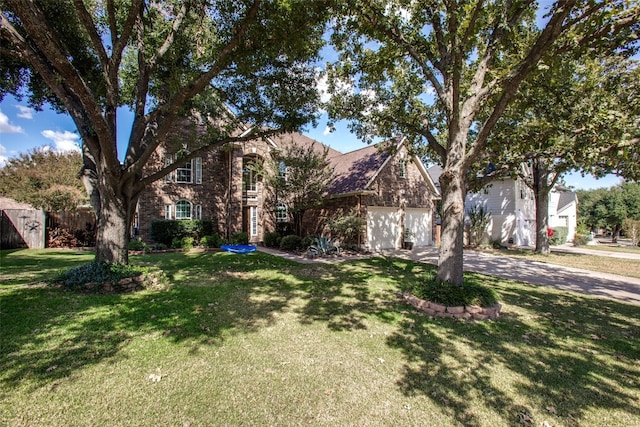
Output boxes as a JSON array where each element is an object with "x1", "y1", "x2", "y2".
[
  {"x1": 323, "y1": 125, "x2": 334, "y2": 136},
  {"x1": 41, "y1": 130, "x2": 81, "y2": 153},
  {"x1": 0, "y1": 144, "x2": 8, "y2": 167},
  {"x1": 16, "y1": 105, "x2": 34, "y2": 119},
  {"x1": 0, "y1": 110, "x2": 25, "y2": 134}
]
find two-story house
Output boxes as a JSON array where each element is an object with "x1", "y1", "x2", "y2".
[{"x1": 136, "y1": 131, "x2": 440, "y2": 250}]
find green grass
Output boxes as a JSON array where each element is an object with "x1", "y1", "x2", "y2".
[
  {"x1": 482, "y1": 248, "x2": 640, "y2": 279},
  {"x1": 1, "y1": 249, "x2": 639, "y2": 426}
]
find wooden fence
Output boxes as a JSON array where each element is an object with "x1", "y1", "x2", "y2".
[
  {"x1": 47, "y1": 210, "x2": 97, "y2": 247},
  {"x1": 1, "y1": 209, "x2": 46, "y2": 249}
]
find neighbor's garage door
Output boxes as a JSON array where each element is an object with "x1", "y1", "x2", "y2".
[
  {"x1": 367, "y1": 207, "x2": 401, "y2": 250},
  {"x1": 405, "y1": 208, "x2": 432, "y2": 247}
]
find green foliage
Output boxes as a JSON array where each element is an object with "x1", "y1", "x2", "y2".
[
  {"x1": 260, "y1": 140, "x2": 335, "y2": 235},
  {"x1": 0, "y1": 149, "x2": 86, "y2": 211},
  {"x1": 578, "y1": 183, "x2": 640, "y2": 239},
  {"x1": 127, "y1": 239, "x2": 149, "y2": 253},
  {"x1": 230, "y1": 232, "x2": 249, "y2": 245},
  {"x1": 328, "y1": 211, "x2": 366, "y2": 246},
  {"x1": 263, "y1": 231, "x2": 282, "y2": 248},
  {"x1": 150, "y1": 220, "x2": 217, "y2": 246},
  {"x1": 279, "y1": 235, "x2": 302, "y2": 251},
  {"x1": 550, "y1": 227, "x2": 568, "y2": 246},
  {"x1": 412, "y1": 279, "x2": 499, "y2": 308},
  {"x1": 0, "y1": 0, "x2": 329, "y2": 264},
  {"x1": 52, "y1": 262, "x2": 146, "y2": 291},
  {"x1": 468, "y1": 205, "x2": 492, "y2": 247},
  {"x1": 624, "y1": 219, "x2": 640, "y2": 246},
  {"x1": 200, "y1": 234, "x2": 225, "y2": 248}
]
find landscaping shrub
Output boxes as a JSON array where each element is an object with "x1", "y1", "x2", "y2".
[
  {"x1": 263, "y1": 231, "x2": 281, "y2": 248},
  {"x1": 200, "y1": 233, "x2": 225, "y2": 248},
  {"x1": 230, "y1": 232, "x2": 249, "y2": 245},
  {"x1": 573, "y1": 234, "x2": 589, "y2": 246},
  {"x1": 549, "y1": 227, "x2": 568, "y2": 245},
  {"x1": 150, "y1": 219, "x2": 218, "y2": 246},
  {"x1": 53, "y1": 262, "x2": 145, "y2": 291},
  {"x1": 301, "y1": 235, "x2": 315, "y2": 249},
  {"x1": 128, "y1": 238, "x2": 149, "y2": 252},
  {"x1": 328, "y1": 211, "x2": 366, "y2": 246},
  {"x1": 411, "y1": 277, "x2": 499, "y2": 307},
  {"x1": 280, "y1": 234, "x2": 302, "y2": 251}
]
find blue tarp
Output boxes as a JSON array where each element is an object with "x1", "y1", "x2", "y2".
[{"x1": 220, "y1": 244, "x2": 257, "y2": 254}]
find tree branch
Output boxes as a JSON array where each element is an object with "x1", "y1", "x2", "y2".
[{"x1": 465, "y1": 0, "x2": 577, "y2": 169}]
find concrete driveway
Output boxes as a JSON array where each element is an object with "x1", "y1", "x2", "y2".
[{"x1": 386, "y1": 247, "x2": 640, "y2": 306}]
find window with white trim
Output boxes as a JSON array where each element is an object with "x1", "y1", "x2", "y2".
[
  {"x1": 164, "y1": 204, "x2": 172, "y2": 219},
  {"x1": 250, "y1": 206, "x2": 258, "y2": 237},
  {"x1": 399, "y1": 158, "x2": 406, "y2": 178},
  {"x1": 242, "y1": 158, "x2": 259, "y2": 192},
  {"x1": 194, "y1": 204, "x2": 202, "y2": 220},
  {"x1": 175, "y1": 200, "x2": 192, "y2": 219},
  {"x1": 164, "y1": 154, "x2": 202, "y2": 184},
  {"x1": 278, "y1": 160, "x2": 287, "y2": 181},
  {"x1": 275, "y1": 202, "x2": 288, "y2": 223}
]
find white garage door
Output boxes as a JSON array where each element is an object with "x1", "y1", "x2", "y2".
[
  {"x1": 367, "y1": 207, "x2": 401, "y2": 250},
  {"x1": 405, "y1": 208, "x2": 432, "y2": 247}
]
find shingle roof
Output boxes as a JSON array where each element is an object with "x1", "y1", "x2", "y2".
[
  {"x1": 557, "y1": 192, "x2": 578, "y2": 211},
  {"x1": 326, "y1": 144, "x2": 392, "y2": 195}
]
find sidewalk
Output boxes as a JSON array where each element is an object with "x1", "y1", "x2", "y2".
[{"x1": 551, "y1": 243, "x2": 640, "y2": 260}]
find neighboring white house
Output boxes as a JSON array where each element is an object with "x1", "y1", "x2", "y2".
[
  {"x1": 548, "y1": 191, "x2": 578, "y2": 242},
  {"x1": 427, "y1": 166, "x2": 578, "y2": 246}
]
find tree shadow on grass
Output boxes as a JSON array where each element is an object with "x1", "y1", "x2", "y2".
[
  {"x1": 0, "y1": 251, "x2": 305, "y2": 391},
  {"x1": 1, "y1": 250, "x2": 638, "y2": 425},
  {"x1": 385, "y1": 268, "x2": 640, "y2": 425}
]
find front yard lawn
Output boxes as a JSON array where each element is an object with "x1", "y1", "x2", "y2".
[{"x1": 1, "y1": 249, "x2": 639, "y2": 426}]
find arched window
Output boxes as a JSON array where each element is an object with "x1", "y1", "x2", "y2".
[
  {"x1": 175, "y1": 200, "x2": 192, "y2": 219},
  {"x1": 242, "y1": 157, "x2": 261, "y2": 192}
]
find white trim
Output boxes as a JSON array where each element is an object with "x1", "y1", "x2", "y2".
[{"x1": 250, "y1": 206, "x2": 258, "y2": 237}]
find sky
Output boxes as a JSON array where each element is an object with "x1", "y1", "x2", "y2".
[
  {"x1": 0, "y1": 0, "x2": 629, "y2": 192},
  {"x1": 0, "y1": 93, "x2": 625, "y2": 191}
]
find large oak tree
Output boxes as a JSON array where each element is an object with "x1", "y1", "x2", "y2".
[
  {"x1": 0, "y1": 0, "x2": 328, "y2": 264},
  {"x1": 325, "y1": 0, "x2": 639, "y2": 284},
  {"x1": 485, "y1": 54, "x2": 639, "y2": 254}
]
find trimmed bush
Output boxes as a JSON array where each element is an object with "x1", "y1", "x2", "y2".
[
  {"x1": 150, "y1": 219, "x2": 218, "y2": 246},
  {"x1": 200, "y1": 233, "x2": 225, "y2": 248},
  {"x1": 128, "y1": 238, "x2": 149, "y2": 253},
  {"x1": 280, "y1": 235, "x2": 302, "y2": 251},
  {"x1": 549, "y1": 227, "x2": 568, "y2": 245},
  {"x1": 263, "y1": 231, "x2": 281, "y2": 248},
  {"x1": 230, "y1": 232, "x2": 249, "y2": 245}
]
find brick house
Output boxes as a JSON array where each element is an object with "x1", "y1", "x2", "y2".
[{"x1": 136, "y1": 130, "x2": 440, "y2": 250}]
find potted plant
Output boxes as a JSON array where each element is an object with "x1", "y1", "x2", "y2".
[{"x1": 403, "y1": 227, "x2": 415, "y2": 250}]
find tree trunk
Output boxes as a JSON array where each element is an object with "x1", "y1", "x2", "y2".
[
  {"x1": 88, "y1": 168, "x2": 136, "y2": 265},
  {"x1": 533, "y1": 161, "x2": 551, "y2": 254},
  {"x1": 437, "y1": 168, "x2": 466, "y2": 285}
]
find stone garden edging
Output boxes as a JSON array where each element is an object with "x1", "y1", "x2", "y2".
[{"x1": 403, "y1": 293, "x2": 502, "y2": 320}]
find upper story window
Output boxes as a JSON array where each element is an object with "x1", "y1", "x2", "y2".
[
  {"x1": 275, "y1": 202, "x2": 288, "y2": 223},
  {"x1": 398, "y1": 158, "x2": 406, "y2": 179},
  {"x1": 278, "y1": 160, "x2": 287, "y2": 181},
  {"x1": 165, "y1": 154, "x2": 202, "y2": 184},
  {"x1": 242, "y1": 157, "x2": 261, "y2": 192}
]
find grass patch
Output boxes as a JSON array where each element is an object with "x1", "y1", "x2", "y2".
[
  {"x1": 1, "y1": 249, "x2": 639, "y2": 426},
  {"x1": 485, "y1": 248, "x2": 640, "y2": 279}
]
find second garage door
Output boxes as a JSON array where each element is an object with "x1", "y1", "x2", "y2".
[
  {"x1": 405, "y1": 208, "x2": 432, "y2": 247},
  {"x1": 367, "y1": 207, "x2": 401, "y2": 250}
]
